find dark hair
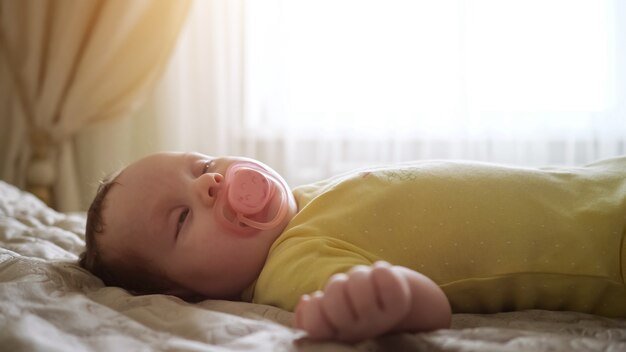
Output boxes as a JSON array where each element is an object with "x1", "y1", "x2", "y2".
[{"x1": 78, "y1": 173, "x2": 173, "y2": 295}]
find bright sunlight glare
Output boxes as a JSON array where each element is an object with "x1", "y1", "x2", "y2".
[{"x1": 281, "y1": 0, "x2": 613, "y2": 132}]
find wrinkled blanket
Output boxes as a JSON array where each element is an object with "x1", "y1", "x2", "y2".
[{"x1": 1, "y1": 180, "x2": 625, "y2": 351}]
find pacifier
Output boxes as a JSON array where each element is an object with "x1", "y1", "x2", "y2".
[{"x1": 214, "y1": 161, "x2": 289, "y2": 234}]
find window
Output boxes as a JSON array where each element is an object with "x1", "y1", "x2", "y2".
[
  {"x1": 243, "y1": 0, "x2": 625, "y2": 184},
  {"x1": 140, "y1": 0, "x2": 626, "y2": 187}
]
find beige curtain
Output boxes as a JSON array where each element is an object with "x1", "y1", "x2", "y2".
[
  {"x1": 0, "y1": 0, "x2": 190, "y2": 211},
  {"x1": 73, "y1": 0, "x2": 245, "y2": 211}
]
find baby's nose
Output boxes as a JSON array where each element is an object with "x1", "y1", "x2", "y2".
[
  {"x1": 198, "y1": 173, "x2": 224, "y2": 205},
  {"x1": 207, "y1": 173, "x2": 224, "y2": 197}
]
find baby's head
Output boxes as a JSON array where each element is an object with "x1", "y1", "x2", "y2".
[{"x1": 79, "y1": 152, "x2": 298, "y2": 300}]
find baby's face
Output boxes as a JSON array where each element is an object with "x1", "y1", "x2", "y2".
[{"x1": 99, "y1": 152, "x2": 297, "y2": 299}]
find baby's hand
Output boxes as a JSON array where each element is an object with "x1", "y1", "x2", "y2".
[{"x1": 294, "y1": 261, "x2": 412, "y2": 343}]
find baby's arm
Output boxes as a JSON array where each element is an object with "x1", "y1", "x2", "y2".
[{"x1": 294, "y1": 261, "x2": 451, "y2": 343}]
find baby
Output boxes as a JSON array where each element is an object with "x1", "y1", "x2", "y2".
[{"x1": 80, "y1": 152, "x2": 626, "y2": 342}]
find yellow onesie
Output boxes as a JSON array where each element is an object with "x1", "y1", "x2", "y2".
[{"x1": 244, "y1": 157, "x2": 626, "y2": 317}]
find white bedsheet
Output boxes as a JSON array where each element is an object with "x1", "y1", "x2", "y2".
[{"x1": 1, "y1": 180, "x2": 625, "y2": 351}]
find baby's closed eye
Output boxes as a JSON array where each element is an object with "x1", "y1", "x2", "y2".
[{"x1": 176, "y1": 208, "x2": 189, "y2": 237}]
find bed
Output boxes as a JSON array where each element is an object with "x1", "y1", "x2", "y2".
[{"x1": 1, "y1": 179, "x2": 625, "y2": 352}]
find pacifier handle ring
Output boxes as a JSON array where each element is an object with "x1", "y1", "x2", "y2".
[{"x1": 235, "y1": 191, "x2": 289, "y2": 230}]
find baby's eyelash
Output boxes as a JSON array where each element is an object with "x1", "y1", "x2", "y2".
[
  {"x1": 202, "y1": 161, "x2": 213, "y2": 173},
  {"x1": 176, "y1": 209, "x2": 189, "y2": 236}
]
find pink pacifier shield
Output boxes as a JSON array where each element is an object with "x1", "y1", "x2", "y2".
[
  {"x1": 214, "y1": 161, "x2": 290, "y2": 234},
  {"x1": 227, "y1": 168, "x2": 271, "y2": 215}
]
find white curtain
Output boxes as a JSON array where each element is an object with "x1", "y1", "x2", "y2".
[
  {"x1": 244, "y1": 0, "x2": 626, "y2": 186},
  {"x1": 76, "y1": 0, "x2": 626, "y2": 210}
]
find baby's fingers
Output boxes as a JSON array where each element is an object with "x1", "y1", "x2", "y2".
[
  {"x1": 371, "y1": 262, "x2": 411, "y2": 316},
  {"x1": 321, "y1": 273, "x2": 357, "y2": 331},
  {"x1": 346, "y1": 266, "x2": 378, "y2": 317},
  {"x1": 294, "y1": 292, "x2": 335, "y2": 340}
]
